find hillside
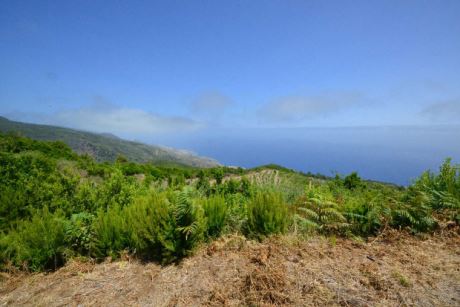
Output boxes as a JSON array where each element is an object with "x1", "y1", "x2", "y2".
[
  {"x1": 0, "y1": 133, "x2": 458, "y2": 306},
  {"x1": 0, "y1": 116, "x2": 219, "y2": 167}
]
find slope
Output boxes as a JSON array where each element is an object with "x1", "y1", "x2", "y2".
[{"x1": 0, "y1": 116, "x2": 219, "y2": 167}]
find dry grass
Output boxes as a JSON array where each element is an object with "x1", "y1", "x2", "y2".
[{"x1": 1, "y1": 232, "x2": 459, "y2": 306}]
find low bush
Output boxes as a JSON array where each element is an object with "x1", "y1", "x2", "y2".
[
  {"x1": 0, "y1": 207, "x2": 66, "y2": 271},
  {"x1": 246, "y1": 191, "x2": 289, "y2": 237},
  {"x1": 64, "y1": 212, "x2": 95, "y2": 257},
  {"x1": 92, "y1": 205, "x2": 128, "y2": 259},
  {"x1": 124, "y1": 192, "x2": 175, "y2": 261},
  {"x1": 201, "y1": 194, "x2": 228, "y2": 238}
]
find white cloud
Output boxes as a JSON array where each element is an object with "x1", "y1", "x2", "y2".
[
  {"x1": 54, "y1": 103, "x2": 202, "y2": 135},
  {"x1": 259, "y1": 91, "x2": 372, "y2": 123},
  {"x1": 7, "y1": 101, "x2": 203, "y2": 135}
]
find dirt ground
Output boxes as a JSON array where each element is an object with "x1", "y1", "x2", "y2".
[{"x1": 1, "y1": 231, "x2": 459, "y2": 307}]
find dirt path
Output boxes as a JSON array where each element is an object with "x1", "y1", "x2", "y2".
[{"x1": 1, "y1": 233, "x2": 459, "y2": 306}]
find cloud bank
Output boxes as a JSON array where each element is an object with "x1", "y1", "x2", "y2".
[
  {"x1": 259, "y1": 91, "x2": 371, "y2": 123},
  {"x1": 57, "y1": 104, "x2": 201, "y2": 135},
  {"x1": 421, "y1": 99, "x2": 460, "y2": 122},
  {"x1": 7, "y1": 101, "x2": 202, "y2": 136}
]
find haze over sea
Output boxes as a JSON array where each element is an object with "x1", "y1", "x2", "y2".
[{"x1": 149, "y1": 126, "x2": 460, "y2": 186}]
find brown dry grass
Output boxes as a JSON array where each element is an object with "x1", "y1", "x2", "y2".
[{"x1": 1, "y1": 232, "x2": 459, "y2": 307}]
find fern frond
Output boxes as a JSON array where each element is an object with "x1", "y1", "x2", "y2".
[
  {"x1": 298, "y1": 207, "x2": 319, "y2": 220},
  {"x1": 321, "y1": 208, "x2": 346, "y2": 223},
  {"x1": 394, "y1": 209, "x2": 418, "y2": 225},
  {"x1": 178, "y1": 221, "x2": 200, "y2": 240},
  {"x1": 300, "y1": 219, "x2": 319, "y2": 229}
]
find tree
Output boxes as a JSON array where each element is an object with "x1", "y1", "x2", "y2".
[
  {"x1": 212, "y1": 168, "x2": 224, "y2": 185},
  {"x1": 344, "y1": 172, "x2": 362, "y2": 190}
]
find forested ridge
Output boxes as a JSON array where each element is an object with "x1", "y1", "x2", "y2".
[{"x1": 0, "y1": 116, "x2": 219, "y2": 167}]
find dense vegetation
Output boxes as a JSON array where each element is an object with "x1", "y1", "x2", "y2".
[
  {"x1": 0, "y1": 116, "x2": 218, "y2": 167},
  {"x1": 0, "y1": 133, "x2": 458, "y2": 272}
]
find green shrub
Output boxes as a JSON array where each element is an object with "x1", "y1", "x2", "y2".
[
  {"x1": 91, "y1": 189, "x2": 206, "y2": 263},
  {"x1": 73, "y1": 180, "x2": 100, "y2": 213},
  {"x1": 124, "y1": 192, "x2": 176, "y2": 261},
  {"x1": 0, "y1": 185, "x2": 28, "y2": 232},
  {"x1": 97, "y1": 169, "x2": 138, "y2": 209},
  {"x1": 240, "y1": 177, "x2": 253, "y2": 197},
  {"x1": 196, "y1": 175, "x2": 211, "y2": 196},
  {"x1": 201, "y1": 194, "x2": 228, "y2": 238},
  {"x1": 219, "y1": 179, "x2": 240, "y2": 194},
  {"x1": 343, "y1": 172, "x2": 363, "y2": 190},
  {"x1": 225, "y1": 193, "x2": 248, "y2": 233},
  {"x1": 212, "y1": 168, "x2": 224, "y2": 184},
  {"x1": 64, "y1": 212, "x2": 95, "y2": 256},
  {"x1": 436, "y1": 158, "x2": 460, "y2": 198},
  {"x1": 246, "y1": 191, "x2": 289, "y2": 237},
  {"x1": 0, "y1": 207, "x2": 66, "y2": 271},
  {"x1": 91, "y1": 205, "x2": 128, "y2": 258}
]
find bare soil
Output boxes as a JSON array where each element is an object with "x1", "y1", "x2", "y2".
[{"x1": 1, "y1": 231, "x2": 459, "y2": 307}]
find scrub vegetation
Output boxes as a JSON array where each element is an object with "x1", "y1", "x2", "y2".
[{"x1": 0, "y1": 132, "x2": 459, "y2": 272}]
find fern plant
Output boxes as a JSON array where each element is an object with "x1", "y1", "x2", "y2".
[
  {"x1": 165, "y1": 187, "x2": 205, "y2": 261},
  {"x1": 392, "y1": 189, "x2": 437, "y2": 232},
  {"x1": 344, "y1": 201, "x2": 389, "y2": 236},
  {"x1": 429, "y1": 189, "x2": 460, "y2": 211},
  {"x1": 429, "y1": 189, "x2": 460, "y2": 225},
  {"x1": 295, "y1": 195, "x2": 348, "y2": 234}
]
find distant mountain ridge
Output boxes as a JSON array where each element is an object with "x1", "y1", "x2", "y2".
[{"x1": 0, "y1": 116, "x2": 219, "y2": 168}]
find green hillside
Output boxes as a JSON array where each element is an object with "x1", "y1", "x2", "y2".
[
  {"x1": 0, "y1": 116, "x2": 219, "y2": 167},
  {"x1": 0, "y1": 133, "x2": 458, "y2": 272}
]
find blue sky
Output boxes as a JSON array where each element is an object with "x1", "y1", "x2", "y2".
[{"x1": 1, "y1": 0, "x2": 460, "y2": 183}]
